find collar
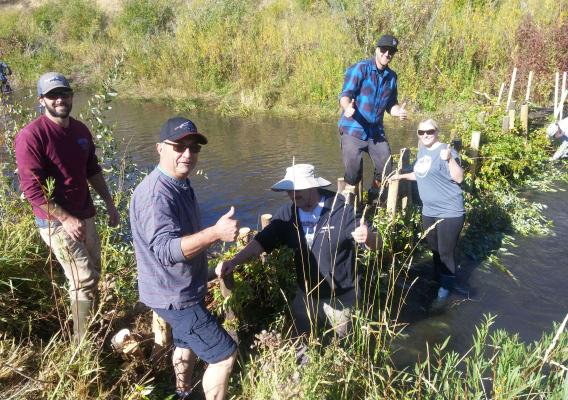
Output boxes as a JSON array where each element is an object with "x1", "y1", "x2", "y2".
[{"x1": 156, "y1": 166, "x2": 191, "y2": 189}]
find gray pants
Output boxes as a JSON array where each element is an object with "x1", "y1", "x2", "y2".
[{"x1": 340, "y1": 133, "x2": 393, "y2": 186}]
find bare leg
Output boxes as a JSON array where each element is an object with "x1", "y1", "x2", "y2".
[
  {"x1": 172, "y1": 347, "x2": 197, "y2": 392},
  {"x1": 202, "y1": 350, "x2": 237, "y2": 400}
]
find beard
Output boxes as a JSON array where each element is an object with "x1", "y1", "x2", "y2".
[{"x1": 44, "y1": 101, "x2": 72, "y2": 119}]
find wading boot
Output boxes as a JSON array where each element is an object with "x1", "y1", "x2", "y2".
[{"x1": 71, "y1": 299, "x2": 92, "y2": 343}]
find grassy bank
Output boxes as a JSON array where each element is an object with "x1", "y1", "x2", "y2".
[{"x1": 1, "y1": 0, "x2": 567, "y2": 117}]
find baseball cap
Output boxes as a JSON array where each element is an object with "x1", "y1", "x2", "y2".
[
  {"x1": 37, "y1": 72, "x2": 72, "y2": 96},
  {"x1": 376, "y1": 35, "x2": 399, "y2": 49},
  {"x1": 160, "y1": 117, "x2": 208, "y2": 144}
]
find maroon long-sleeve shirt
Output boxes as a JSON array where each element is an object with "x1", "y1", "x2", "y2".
[{"x1": 14, "y1": 115, "x2": 101, "y2": 221}]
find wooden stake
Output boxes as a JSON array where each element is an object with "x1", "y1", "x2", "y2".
[
  {"x1": 260, "y1": 214, "x2": 272, "y2": 229},
  {"x1": 337, "y1": 177, "x2": 346, "y2": 194},
  {"x1": 554, "y1": 72, "x2": 559, "y2": 115},
  {"x1": 506, "y1": 67, "x2": 517, "y2": 111},
  {"x1": 520, "y1": 104, "x2": 529, "y2": 137},
  {"x1": 497, "y1": 82, "x2": 505, "y2": 105},
  {"x1": 399, "y1": 148, "x2": 412, "y2": 212},
  {"x1": 561, "y1": 72, "x2": 567, "y2": 119},
  {"x1": 238, "y1": 227, "x2": 252, "y2": 246},
  {"x1": 152, "y1": 312, "x2": 172, "y2": 359},
  {"x1": 470, "y1": 131, "x2": 481, "y2": 176},
  {"x1": 554, "y1": 89, "x2": 568, "y2": 120},
  {"x1": 508, "y1": 109, "x2": 516, "y2": 130},
  {"x1": 502, "y1": 116, "x2": 510, "y2": 133},
  {"x1": 386, "y1": 149, "x2": 405, "y2": 217},
  {"x1": 525, "y1": 71, "x2": 533, "y2": 103}
]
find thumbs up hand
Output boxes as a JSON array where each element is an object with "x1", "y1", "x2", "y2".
[
  {"x1": 351, "y1": 217, "x2": 369, "y2": 244},
  {"x1": 215, "y1": 206, "x2": 239, "y2": 242},
  {"x1": 440, "y1": 143, "x2": 452, "y2": 161},
  {"x1": 344, "y1": 98, "x2": 356, "y2": 118}
]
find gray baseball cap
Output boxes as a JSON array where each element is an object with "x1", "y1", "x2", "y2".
[{"x1": 37, "y1": 72, "x2": 72, "y2": 96}]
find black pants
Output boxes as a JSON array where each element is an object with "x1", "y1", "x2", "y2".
[{"x1": 422, "y1": 215, "x2": 465, "y2": 289}]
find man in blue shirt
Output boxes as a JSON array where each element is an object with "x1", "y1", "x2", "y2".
[
  {"x1": 130, "y1": 117, "x2": 239, "y2": 400},
  {"x1": 338, "y1": 34, "x2": 408, "y2": 202}
]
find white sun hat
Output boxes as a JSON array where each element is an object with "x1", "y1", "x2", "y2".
[
  {"x1": 546, "y1": 122, "x2": 559, "y2": 138},
  {"x1": 271, "y1": 164, "x2": 332, "y2": 191}
]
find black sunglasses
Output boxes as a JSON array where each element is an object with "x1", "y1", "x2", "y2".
[
  {"x1": 417, "y1": 129, "x2": 437, "y2": 136},
  {"x1": 43, "y1": 91, "x2": 73, "y2": 100},
  {"x1": 163, "y1": 141, "x2": 201, "y2": 153},
  {"x1": 379, "y1": 46, "x2": 397, "y2": 55}
]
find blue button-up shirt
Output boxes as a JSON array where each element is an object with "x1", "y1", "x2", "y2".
[{"x1": 338, "y1": 58, "x2": 399, "y2": 141}]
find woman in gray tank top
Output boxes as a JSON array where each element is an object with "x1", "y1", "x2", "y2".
[{"x1": 389, "y1": 119, "x2": 465, "y2": 306}]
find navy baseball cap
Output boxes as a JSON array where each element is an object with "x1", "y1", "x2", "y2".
[
  {"x1": 160, "y1": 117, "x2": 208, "y2": 144},
  {"x1": 37, "y1": 72, "x2": 72, "y2": 96},
  {"x1": 376, "y1": 35, "x2": 399, "y2": 49}
]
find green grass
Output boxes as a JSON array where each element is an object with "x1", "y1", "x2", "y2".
[{"x1": 1, "y1": 0, "x2": 566, "y2": 116}]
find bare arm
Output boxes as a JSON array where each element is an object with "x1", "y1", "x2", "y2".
[
  {"x1": 440, "y1": 145, "x2": 464, "y2": 183},
  {"x1": 215, "y1": 239, "x2": 265, "y2": 277},
  {"x1": 389, "y1": 171, "x2": 416, "y2": 181}
]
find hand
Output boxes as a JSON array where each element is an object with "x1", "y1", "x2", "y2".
[
  {"x1": 397, "y1": 102, "x2": 408, "y2": 120},
  {"x1": 216, "y1": 260, "x2": 235, "y2": 278},
  {"x1": 344, "y1": 99, "x2": 356, "y2": 118},
  {"x1": 61, "y1": 215, "x2": 86, "y2": 242},
  {"x1": 440, "y1": 144, "x2": 451, "y2": 161},
  {"x1": 388, "y1": 173, "x2": 401, "y2": 183},
  {"x1": 215, "y1": 206, "x2": 239, "y2": 242},
  {"x1": 351, "y1": 217, "x2": 369, "y2": 244},
  {"x1": 106, "y1": 201, "x2": 120, "y2": 227}
]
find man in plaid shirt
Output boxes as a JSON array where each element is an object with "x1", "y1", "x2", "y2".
[{"x1": 338, "y1": 34, "x2": 408, "y2": 202}]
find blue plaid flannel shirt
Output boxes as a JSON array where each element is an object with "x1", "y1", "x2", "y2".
[{"x1": 338, "y1": 58, "x2": 398, "y2": 141}]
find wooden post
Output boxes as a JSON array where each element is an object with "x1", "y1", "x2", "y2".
[
  {"x1": 554, "y1": 72, "x2": 559, "y2": 115},
  {"x1": 337, "y1": 177, "x2": 346, "y2": 194},
  {"x1": 525, "y1": 71, "x2": 533, "y2": 103},
  {"x1": 497, "y1": 82, "x2": 505, "y2": 105},
  {"x1": 520, "y1": 104, "x2": 529, "y2": 137},
  {"x1": 502, "y1": 115, "x2": 509, "y2": 133},
  {"x1": 508, "y1": 109, "x2": 516, "y2": 130},
  {"x1": 470, "y1": 131, "x2": 481, "y2": 176},
  {"x1": 260, "y1": 214, "x2": 272, "y2": 229},
  {"x1": 399, "y1": 148, "x2": 412, "y2": 212},
  {"x1": 260, "y1": 214, "x2": 272, "y2": 264},
  {"x1": 506, "y1": 67, "x2": 517, "y2": 111},
  {"x1": 238, "y1": 227, "x2": 251, "y2": 246},
  {"x1": 152, "y1": 312, "x2": 172, "y2": 360},
  {"x1": 561, "y1": 72, "x2": 567, "y2": 119},
  {"x1": 386, "y1": 149, "x2": 405, "y2": 217},
  {"x1": 554, "y1": 89, "x2": 568, "y2": 120}
]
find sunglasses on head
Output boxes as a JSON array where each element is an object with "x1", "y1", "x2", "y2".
[
  {"x1": 417, "y1": 129, "x2": 437, "y2": 136},
  {"x1": 163, "y1": 141, "x2": 201, "y2": 153},
  {"x1": 43, "y1": 91, "x2": 73, "y2": 100},
  {"x1": 379, "y1": 46, "x2": 397, "y2": 55}
]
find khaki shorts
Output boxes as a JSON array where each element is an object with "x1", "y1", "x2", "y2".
[{"x1": 39, "y1": 217, "x2": 101, "y2": 301}]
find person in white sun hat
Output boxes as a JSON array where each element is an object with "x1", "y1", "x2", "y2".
[
  {"x1": 545, "y1": 117, "x2": 568, "y2": 161},
  {"x1": 217, "y1": 163, "x2": 381, "y2": 339}
]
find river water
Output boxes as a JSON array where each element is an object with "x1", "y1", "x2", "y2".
[{"x1": 6, "y1": 93, "x2": 568, "y2": 363}]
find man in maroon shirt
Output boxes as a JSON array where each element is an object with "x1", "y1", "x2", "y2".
[{"x1": 14, "y1": 72, "x2": 119, "y2": 342}]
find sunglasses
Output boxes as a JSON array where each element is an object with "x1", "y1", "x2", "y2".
[
  {"x1": 163, "y1": 141, "x2": 201, "y2": 153},
  {"x1": 379, "y1": 46, "x2": 397, "y2": 55},
  {"x1": 417, "y1": 129, "x2": 437, "y2": 136},
  {"x1": 43, "y1": 91, "x2": 73, "y2": 100}
]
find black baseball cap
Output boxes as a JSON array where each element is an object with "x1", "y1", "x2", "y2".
[
  {"x1": 376, "y1": 35, "x2": 399, "y2": 50},
  {"x1": 159, "y1": 117, "x2": 208, "y2": 144}
]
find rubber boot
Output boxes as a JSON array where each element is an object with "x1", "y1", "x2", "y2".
[{"x1": 71, "y1": 300, "x2": 92, "y2": 343}]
